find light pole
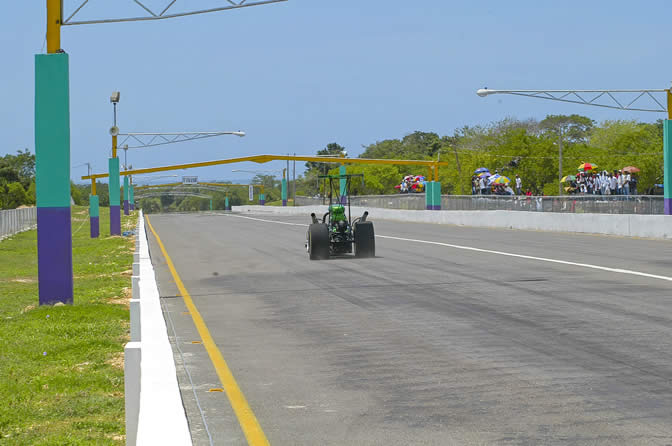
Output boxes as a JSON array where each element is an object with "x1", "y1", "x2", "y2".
[
  {"x1": 35, "y1": 0, "x2": 72, "y2": 304},
  {"x1": 109, "y1": 92, "x2": 122, "y2": 235},
  {"x1": 477, "y1": 87, "x2": 672, "y2": 206},
  {"x1": 122, "y1": 145, "x2": 132, "y2": 215}
]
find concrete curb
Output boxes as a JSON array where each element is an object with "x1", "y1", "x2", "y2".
[
  {"x1": 124, "y1": 210, "x2": 192, "y2": 446},
  {"x1": 233, "y1": 206, "x2": 672, "y2": 240}
]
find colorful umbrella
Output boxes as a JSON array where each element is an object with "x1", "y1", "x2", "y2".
[
  {"x1": 561, "y1": 175, "x2": 576, "y2": 183},
  {"x1": 622, "y1": 166, "x2": 640, "y2": 173},
  {"x1": 577, "y1": 162, "x2": 597, "y2": 172},
  {"x1": 474, "y1": 167, "x2": 490, "y2": 174},
  {"x1": 478, "y1": 171, "x2": 491, "y2": 178},
  {"x1": 493, "y1": 176, "x2": 510, "y2": 184}
]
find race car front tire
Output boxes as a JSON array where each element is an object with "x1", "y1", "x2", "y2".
[
  {"x1": 308, "y1": 223, "x2": 330, "y2": 260},
  {"x1": 354, "y1": 221, "x2": 375, "y2": 258}
]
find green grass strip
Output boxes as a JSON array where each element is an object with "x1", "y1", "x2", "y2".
[{"x1": 0, "y1": 206, "x2": 136, "y2": 445}]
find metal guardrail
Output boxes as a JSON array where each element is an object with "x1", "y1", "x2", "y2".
[
  {"x1": 295, "y1": 195, "x2": 665, "y2": 215},
  {"x1": 0, "y1": 207, "x2": 37, "y2": 241}
]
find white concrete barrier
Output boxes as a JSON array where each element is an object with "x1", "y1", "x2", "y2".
[
  {"x1": 124, "y1": 342, "x2": 141, "y2": 446},
  {"x1": 129, "y1": 299, "x2": 141, "y2": 342},
  {"x1": 124, "y1": 210, "x2": 192, "y2": 446},
  {"x1": 233, "y1": 206, "x2": 672, "y2": 240}
]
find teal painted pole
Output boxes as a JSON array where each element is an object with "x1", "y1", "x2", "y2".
[
  {"x1": 129, "y1": 183, "x2": 134, "y2": 211},
  {"x1": 425, "y1": 182, "x2": 433, "y2": 210},
  {"x1": 89, "y1": 195, "x2": 99, "y2": 238},
  {"x1": 281, "y1": 178, "x2": 287, "y2": 206},
  {"x1": 339, "y1": 165, "x2": 347, "y2": 204},
  {"x1": 433, "y1": 181, "x2": 441, "y2": 210},
  {"x1": 259, "y1": 193, "x2": 265, "y2": 205},
  {"x1": 209, "y1": 199, "x2": 212, "y2": 211},
  {"x1": 664, "y1": 120, "x2": 672, "y2": 215},
  {"x1": 35, "y1": 52, "x2": 73, "y2": 305},
  {"x1": 123, "y1": 175, "x2": 129, "y2": 215},
  {"x1": 225, "y1": 196, "x2": 230, "y2": 211},
  {"x1": 109, "y1": 158, "x2": 121, "y2": 235}
]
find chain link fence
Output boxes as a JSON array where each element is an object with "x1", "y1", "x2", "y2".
[
  {"x1": 0, "y1": 207, "x2": 37, "y2": 241},
  {"x1": 296, "y1": 195, "x2": 664, "y2": 214}
]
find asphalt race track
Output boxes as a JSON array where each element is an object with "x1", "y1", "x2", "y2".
[{"x1": 146, "y1": 211, "x2": 672, "y2": 445}]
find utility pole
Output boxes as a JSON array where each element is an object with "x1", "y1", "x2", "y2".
[{"x1": 558, "y1": 127, "x2": 563, "y2": 196}]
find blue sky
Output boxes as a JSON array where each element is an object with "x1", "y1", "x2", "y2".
[{"x1": 3, "y1": 1, "x2": 671, "y2": 184}]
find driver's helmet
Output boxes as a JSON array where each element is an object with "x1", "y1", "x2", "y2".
[{"x1": 329, "y1": 204, "x2": 346, "y2": 222}]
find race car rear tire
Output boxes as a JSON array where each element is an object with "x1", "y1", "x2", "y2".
[
  {"x1": 354, "y1": 221, "x2": 375, "y2": 258},
  {"x1": 308, "y1": 223, "x2": 330, "y2": 260}
]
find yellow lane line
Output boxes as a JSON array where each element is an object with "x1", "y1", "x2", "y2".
[{"x1": 145, "y1": 215, "x2": 270, "y2": 446}]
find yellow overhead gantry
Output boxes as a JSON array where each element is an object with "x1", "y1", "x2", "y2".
[
  {"x1": 82, "y1": 154, "x2": 450, "y2": 186},
  {"x1": 134, "y1": 182, "x2": 265, "y2": 194}
]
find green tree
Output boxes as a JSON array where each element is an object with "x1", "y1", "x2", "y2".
[
  {"x1": 4, "y1": 182, "x2": 29, "y2": 208},
  {"x1": 539, "y1": 114, "x2": 594, "y2": 144},
  {"x1": 305, "y1": 142, "x2": 347, "y2": 173},
  {"x1": 0, "y1": 149, "x2": 35, "y2": 190}
]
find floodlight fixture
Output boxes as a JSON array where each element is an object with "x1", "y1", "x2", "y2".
[{"x1": 110, "y1": 91, "x2": 121, "y2": 103}]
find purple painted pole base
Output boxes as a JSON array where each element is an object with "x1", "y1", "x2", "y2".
[
  {"x1": 130, "y1": 204, "x2": 135, "y2": 211},
  {"x1": 259, "y1": 200, "x2": 265, "y2": 206},
  {"x1": 426, "y1": 205, "x2": 432, "y2": 210},
  {"x1": 90, "y1": 216, "x2": 99, "y2": 238},
  {"x1": 665, "y1": 198, "x2": 672, "y2": 215},
  {"x1": 38, "y1": 207, "x2": 73, "y2": 305},
  {"x1": 124, "y1": 200, "x2": 130, "y2": 216},
  {"x1": 432, "y1": 205, "x2": 441, "y2": 210},
  {"x1": 110, "y1": 205, "x2": 121, "y2": 235},
  {"x1": 282, "y1": 200, "x2": 287, "y2": 206}
]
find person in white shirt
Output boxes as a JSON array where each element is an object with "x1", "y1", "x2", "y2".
[
  {"x1": 623, "y1": 173, "x2": 631, "y2": 195},
  {"x1": 515, "y1": 175, "x2": 522, "y2": 195},
  {"x1": 479, "y1": 176, "x2": 487, "y2": 195},
  {"x1": 610, "y1": 174, "x2": 617, "y2": 194}
]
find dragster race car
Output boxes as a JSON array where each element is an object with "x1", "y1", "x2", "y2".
[{"x1": 306, "y1": 174, "x2": 375, "y2": 260}]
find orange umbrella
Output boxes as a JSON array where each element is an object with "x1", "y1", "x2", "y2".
[{"x1": 622, "y1": 166, "x2": 640, "y2": 173}]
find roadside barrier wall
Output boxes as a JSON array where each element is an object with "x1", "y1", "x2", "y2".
[
  {"x1": 295, "y1": 194, "x2": 665, "y2": 215},
  {"x1": 0, "y1": 207, "x2": 37, "y2": 241},
  {"x1": 124, "y1": 210, "x2": 192, "y2": 446},
  {"x1": 234, "y1": 205, "x2": 672, "y2": 240}
]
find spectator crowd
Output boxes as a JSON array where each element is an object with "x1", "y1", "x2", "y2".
[
  {"x1": 470, "y1": 165, "x2": 640, "y2": 196},
  {"x1": 564, "y1": 170, "x2": 638, "y2": 196}
]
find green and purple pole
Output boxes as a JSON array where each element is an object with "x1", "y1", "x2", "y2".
[
  {"x1": 35, "y1": 52, "x2": 73, "y2": 305},
  {"x1": 123, "y1": 175, "x2": 130, "y2": 215},
  {"x1": 664, "y1": 119, "x2": 672, "y2": 215},
  {"x1": 281, "y1": 175, "x2": 287, "y2": 206},
  {"x1": 129, "y1": 182, "x2": 135, "y2": 211},
  {"x1": 433, "y1": 181, "x2": 442, "y2": 210},
  {"x1": 259, "y1": 192, "x2": 265, "y2": 206},
  {"x1": 109, "y1": 157, "x2": 121, "y2": 235},
  {"x1": 89, "y1": 194, "x2": 99, "y2": 238}
]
